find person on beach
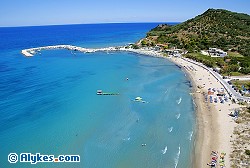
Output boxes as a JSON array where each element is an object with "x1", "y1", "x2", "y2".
[
  {"x1": 211, "y1": 151, "x2": 218, "y2": 156},
  {"x1": 207, "y1": 162, "x2": 216, "y2": 167}
]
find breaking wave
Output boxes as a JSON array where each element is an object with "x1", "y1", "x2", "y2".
[
  {"x1": 161, "y1": 146, "x2": 168, "y2": 154},
  {"x1": 174, "y1": 145, "x2": 181, "y2": 168}
]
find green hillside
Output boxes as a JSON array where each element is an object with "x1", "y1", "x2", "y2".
[{"x1": 145, "y1": 9, "x2": 250, "y2": 57}]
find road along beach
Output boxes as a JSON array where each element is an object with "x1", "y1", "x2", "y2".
[{"x1": 169, "y1": 57, "x2": 240, "y2": 168}]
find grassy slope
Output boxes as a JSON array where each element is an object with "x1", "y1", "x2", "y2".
[
  {"x1": 146, "y1": 9, "x2": 250, "y2": 57},
  {"x1": 144, "y1": 9, "x2": 250, "y2": 75}
]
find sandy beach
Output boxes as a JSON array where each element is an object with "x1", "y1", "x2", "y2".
[
  {"x1": 21, "y1": 45, "x2": 242, "y2": 167},
  {"x1": 126, "y1": 50, "x2": 242, "y2": 167},
  {"x1": 169, "y1": 57, "x2": 240, "y2": 168}
]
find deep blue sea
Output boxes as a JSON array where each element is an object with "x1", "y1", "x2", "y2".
[{"x1": 0, "y1": 23, "x2": 195, "y2": 168}]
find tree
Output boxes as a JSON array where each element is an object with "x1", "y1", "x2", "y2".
[
  {"x1": 229, "y1": 58, "x2": 239, "y2": 65},
  {"x1": 131, "y1": 44, "x2": 139, "y2": 49},
  {"x1": 229, "y1": 64, "x2": 240, "y2": 72},
  {"x1": 240, "y1": 67, "x2": 250, "y2": 74},
  {"x1": 245, "y1": 82, "x2": 250, "y2": 90},
  {"x1": 141, "y1": 40, "x2": 147, "y2": 46},
  {"x1": 150, "y1": 42, "x2": 156, "y2": 46},
  {"x1": 240, "y1": 61, "x2": 249, "y2": 68}
]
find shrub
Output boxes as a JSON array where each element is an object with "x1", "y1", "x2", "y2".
[{"x1": 245, "y1": 149, "x2": 250, "y2": 155}]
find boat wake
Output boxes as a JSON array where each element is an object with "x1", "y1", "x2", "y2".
[
  {"x1": 176, "y1": 113, "x2": 181, "y2": 119},
  {"x1": 174, "y1": 145, "x2": 181, "y2": 168},
  {"x1": 168, "y1": 127, "x2": 173, "y2": 133},
  {"x1": 161, "y1": 146, "x2": 168, "y2": 154},
  {"x1": 188, "y1": 131, "x2": 193, "y2": 141},
  {"x1": 177, "y1": 97, "x2": 182, "y2": 104}
]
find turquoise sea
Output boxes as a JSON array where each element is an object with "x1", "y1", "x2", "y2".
[{"x1": 0, "y1": 23, "x2": 195, "y2": 168}]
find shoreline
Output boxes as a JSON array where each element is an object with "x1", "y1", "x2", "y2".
[
  {"x1": 169, "y1": 57, "x2": 219, "y2": 167},
  {"x1": 21, "y1": 45, "x2": 241, "y2": 167},
  {"x1": 175, "y1": 61, "x2": 202, "y2": 167},
  {"x1": 168, "y1": 57, "x2": 239, "y2": 168}
]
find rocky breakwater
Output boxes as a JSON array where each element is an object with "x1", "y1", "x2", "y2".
[{"x1": 21, "y1": 45, "x2": 123, "y2": 57}]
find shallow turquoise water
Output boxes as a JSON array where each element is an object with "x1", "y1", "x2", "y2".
[{"x1": 0, "y1": 23, "x2": 194, "y2": 168}]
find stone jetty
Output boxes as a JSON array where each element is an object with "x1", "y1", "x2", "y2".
[{"x1": 21, "y1": 45, "x2": 124, "y2": 57}]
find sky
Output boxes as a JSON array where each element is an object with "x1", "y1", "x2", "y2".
[{"x1": 0, "y1": 0, "x2": 249, "y2": 27}]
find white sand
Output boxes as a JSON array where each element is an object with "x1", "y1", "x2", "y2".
[{"x1": 169, "y1": 57, "x2": 240, "y2": 168}]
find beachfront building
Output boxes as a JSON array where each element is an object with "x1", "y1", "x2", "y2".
[
  {"x1": 165, "y1": 49, "x2": 182, "y2": 57},
  {"x1": 153, "y1": 45, "x2": 162, "y2": 51},
  {"x1": 208, "y1": 48, "x2": 227, "y2": 57}
]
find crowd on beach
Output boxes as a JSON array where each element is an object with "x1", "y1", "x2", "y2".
[
  {"x1": 207, "y1": 151, "x2": 226, "y2": 168},
  {"x1": 206, "y1": 88, "x2": 229, "y2": 104}
]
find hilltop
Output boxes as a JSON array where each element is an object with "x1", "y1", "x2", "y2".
[{"x1": 143, "y1": 9, "x2": 250, "y2": 57}]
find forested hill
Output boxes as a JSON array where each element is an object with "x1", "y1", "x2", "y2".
[{"x1": 145, "y1": 9, "x2": 250, "y2": 57}]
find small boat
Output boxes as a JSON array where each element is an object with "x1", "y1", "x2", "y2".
[
  {"x1": 135, "y1": 97, "x2": 143, "y2": 101},
  {"x1": 141, "y1": 143, "x2": 146, "y2": 146},
  {"x1": 134, "y1": 97, "x2": 147, "y2": 103},
  {"x1": 97, "y1": 90, "x2": 103, "y2": 95}
]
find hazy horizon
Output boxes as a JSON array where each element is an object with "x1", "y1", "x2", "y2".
[
  {"x1": 0, "y1": 0, "x2": 250, "y2": 27},
  {"x1": 0, "y1": 22, "x2": 181, "y2": 28}
]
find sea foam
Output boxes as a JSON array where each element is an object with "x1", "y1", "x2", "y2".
[
  {"x1": 177, "y1": 97, "x2": 182, "y2": 104},
  {"x1": 176, "y1": 113, "x2": 181, "y2": 119},
  {"x1": 174, "y1": 145, "x2": 181, "y2": 168},
  {"x1": 168, "y1": 127, "x2": 173, "y2": 132},
  {"x1": 188, "y1": 131, "x2": 193, "y2": 141},
  {"x1": 161, "y1": 146, "x2": 168, "y2": 154}
]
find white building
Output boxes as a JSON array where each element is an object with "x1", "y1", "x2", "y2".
[
  {"x1": 165, "y1": 49, "x2": 182, "y2": 57},
  {"x1": 208, "y1": 48, "x2": 227, "y2": 57}
]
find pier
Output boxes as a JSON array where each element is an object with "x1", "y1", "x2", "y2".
[
  {"x1": 21, "y1": 45, "x2": 125, "y2": 57},
  {"x1": 96, "y1": 90, "x2": 119, "y2": 96},
  {"x1": 97, "y1": 92, "x2": 120, "y2": 95},
  {"x1": 21, "y1": 44, "x2": 163, "y2": 58}
]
